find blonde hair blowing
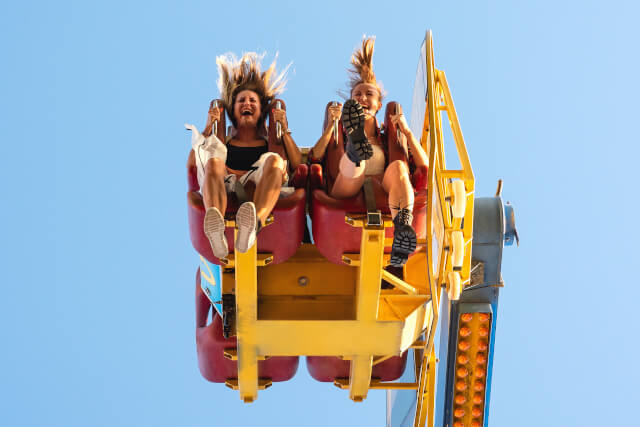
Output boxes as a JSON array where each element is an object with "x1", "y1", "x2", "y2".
[
  {"x1": 216, "y1": 52, "x2": 290, "y2": 126},
  {"x1": 347, "y1": 36, "x2": 385, "y2": 99}
]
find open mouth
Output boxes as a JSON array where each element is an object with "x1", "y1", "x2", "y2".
[{"x1": 241, "y1": 109, "x2": 253, "y2": 116}]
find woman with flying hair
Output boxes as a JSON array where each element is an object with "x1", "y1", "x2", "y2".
[
  {"x1": 186, "y1": 52, "x2": 301, "y2": 259},
  {"x1": 309, "y1": 37, "x2": 428, "y2": 267}
]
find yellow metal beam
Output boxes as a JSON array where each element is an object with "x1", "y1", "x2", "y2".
[
  {"x1": 349, "y1": 355, "x2": 373, "y2": 402},
  {"x1": 234, "y1": 233, "x2": 259, "y2": 403},
  {"x1": 334, "y1": 378, "x2": 418, "y2": 390},
  {"x1": 253, "y1": 320, "x2": 405, "y2": 355},
  {"x1": 348, "y1": 220, "x2": 385, "y2": 401},
  {"x1": 381, "y1": 269, "x2": 418, "y2": 295}
]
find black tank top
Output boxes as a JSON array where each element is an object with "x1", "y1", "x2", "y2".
[{"x1": 225, "y1": 143, "x2": 268, "y2": 171}]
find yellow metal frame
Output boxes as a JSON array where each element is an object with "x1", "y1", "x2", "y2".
[
  {"x1": 410, "y1": 29, "x2": 475, "y2": 427},
  {"x1": 213, "y1": 29, "x2": 475, "y2": 427}
]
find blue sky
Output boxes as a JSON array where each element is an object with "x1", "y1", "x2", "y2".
[{"x1": 1, "y1": 1, "x2": 639, "y2": 426}]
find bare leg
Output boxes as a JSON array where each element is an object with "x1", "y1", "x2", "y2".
[
  {"x1": 202, "y1": 157, "x2": 229, "y2": 259},
  {"x1": 203, "y1": 157, "x2": 227, "y2": 213},
  {"x1": 382, "y1": 160, "x2": 416, "y2": 267},
  {"x1": 330, "y1": 153, "x2": 366, "y2": 199},
  {"x1": 382, "y1": 160, "x2": 414, "y2": 217},
  {"x1": 253, "y1": 155, "x2": 285, "y2": 225}
]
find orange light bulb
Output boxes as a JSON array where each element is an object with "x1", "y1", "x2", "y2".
[
  {"x1": 455, "y1": 394, "x2": 466, "y2": 405},
  {"x1": 478, "y1": 340, "x2": 488, "y2": 351},
  {"x1": 455, "y1": 381, "x2": 467, "y2": 391},
  {"x1": 461, "y1": 313, "x2": 473, "y2": 322},
  {"x1": 475, "y1": 367, "x2": 485, "y2": 378},
  {"x1": 457, "y1": 353, "x2": 469, "y2": 364},
  {"x1": 479, "y1": 326, "x2": 489, "y2": 337},
  {"x1": 459, "y1": 326, "x2": 471, "y2": 337},
  {"x1": 472, "y1": 406, "x2": 482, "y2": 417},
  {"x1": 459, "y1": 340, "x2": 470, "y2": 351},
  {"x1": 474, "y1": 380, "x2": 484, "y2": 392},
  {"x1": 473, "y1": 393, "x2": 483, "y2": 404},
  {"x1": 471, "y1": 421, "x2": 481, "y2": 427},
  {"x1": 476, "y1": 353, "x2": 487, "y2": 364},
  {"x1": 478, "y1": 313, "x2": 490, "y2": 322},
  {"x1": 454, "y1": 408, "x2": 465, "y2": 418},
  {"x1": 457, "y1": 367, "x2": 469, "y2": 378}
]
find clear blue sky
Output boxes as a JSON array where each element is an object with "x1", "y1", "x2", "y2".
[{"x1": 1, "y1": 1, "x2": 638, "y2": 426}]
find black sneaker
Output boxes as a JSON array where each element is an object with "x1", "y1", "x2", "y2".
[
  {"x1": 389, "y1": 207, "x2": 417, "y2": 267},
  {"x1": 341, "y1": 99, "x2": 373, "y2": 166}
]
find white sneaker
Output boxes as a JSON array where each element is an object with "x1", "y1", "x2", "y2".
[
  {"x1": 235, "y1": 202, "x2": 258, "y2": 253},
  {"x1": 203, "y1": 207, "x2": 228, "y2": 259}
]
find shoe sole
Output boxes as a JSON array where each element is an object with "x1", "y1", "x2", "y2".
[
  {"x1": 235, "y1": 202, "x2": 257, "y2": 253},
  {"x1": 389, "y1": 226, "x2": 417, "y2": 267},
  {"x1": 342, "y1": 99, "x2": 373, "y2": 162},
  {"x1": 204, "y1": 207, "x2": 228, "y2": 259}
]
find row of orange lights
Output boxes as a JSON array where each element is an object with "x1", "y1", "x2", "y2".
[{"x1": 452, "y1": 312, "x2": 491, "y2": 427}]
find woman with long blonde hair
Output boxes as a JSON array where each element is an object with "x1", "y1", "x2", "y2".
[{"x1": 309, "y1": 37, "x2": 427, "y2": 266}]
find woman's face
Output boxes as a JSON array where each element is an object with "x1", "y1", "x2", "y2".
[
  {"x1": 233, "y1": 89, "x2": 262, "y2": 127},
  {"x1": 351, "y1": 83, "x2": 381, "y2": 115}
]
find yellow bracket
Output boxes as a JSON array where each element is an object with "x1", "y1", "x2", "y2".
[
  {"x1": 220, "y1": 253, "x2": 273, "y2": 268},
  {"x1": 342, "y1": 253, "x2": 391, "y2": 267},
  {"x1": 223, "y1": 349, "x2": 270, "y2": 361},
  {"x1": 225, "y1": 378, "x2": 272, "y2": 393}
]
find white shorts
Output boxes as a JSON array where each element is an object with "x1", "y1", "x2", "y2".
[
  {"x1": 186, "y1": 123, "x2": 228, "y2": 187},
  {"x1": 223, "y1": 152, "x2": 295, "y2": 198}
]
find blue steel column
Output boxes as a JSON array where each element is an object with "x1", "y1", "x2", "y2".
[{"x1": 435, "y1": 197, "x2": 511, "y2": 427}]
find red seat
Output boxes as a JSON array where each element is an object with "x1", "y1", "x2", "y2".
[
  {"x1": 195, "y1": 269, "x2": 299, "y2": 383},
  {"x1": 309, "y1": 101, "x2": 427, "y2": 265},
  {"x1": 306, "y1": 353, "x2": 408, "y2": 383},
  {"x1": 187, "y1": 98, "x2": 308, "y2": 265}
]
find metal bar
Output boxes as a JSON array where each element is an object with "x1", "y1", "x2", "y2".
[
  {"x1": 234, "y1": 229, "x2": 259, "y2": 403},
  {"x1": 349, "y1": 355, "x2": 373, "y2": 401},
  {"x1": 440, "y1": 170, "x2": 465, "y2": 178},
  {"x1": 348, "y1": 221, "x2": 385, "y2": 401},
  {"x1": 253, "y1": 320, "x2": 408, "y2": 356},
  {"x1": 332, "y1": 101, "x2": 340, "y2": 145},
  {"x1": 275, "y1": 100, "x2": 282, "y2": 140},
  {"x1": 381, "y1": 270, "x2": 419, "y2": 295},
  {"x1": 372, "y1": 354, "x2": 395, "y2": 366},
  {"x1": 436, "y1": 70, "x2": 474, "y2": 185},
  {"x1": 414, "y1": 30, "x2": 439, "y2": 427},
  {"x1": 334, "y1": 378, "x2": 418, "y2": 390},
  {"x1": 424, "y1": 29, "x2": 440, "y2": 362}
]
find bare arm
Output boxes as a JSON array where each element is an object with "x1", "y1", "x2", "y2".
[
  {"x1": 273, "y1": 108, "x2": 302, "y2": 170},
  {"x1": 310, "y1": 105, "x2": 342, "y2": 160},
  {"x1": 202, "y1": 101, "x2": 221, "y2": 137},
  {"x1": 310, "y1": 123, "x2": 334, "y2": 160},
  {"x1": 392, "y1": 114, "x2": 428, "y2": 168}
]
